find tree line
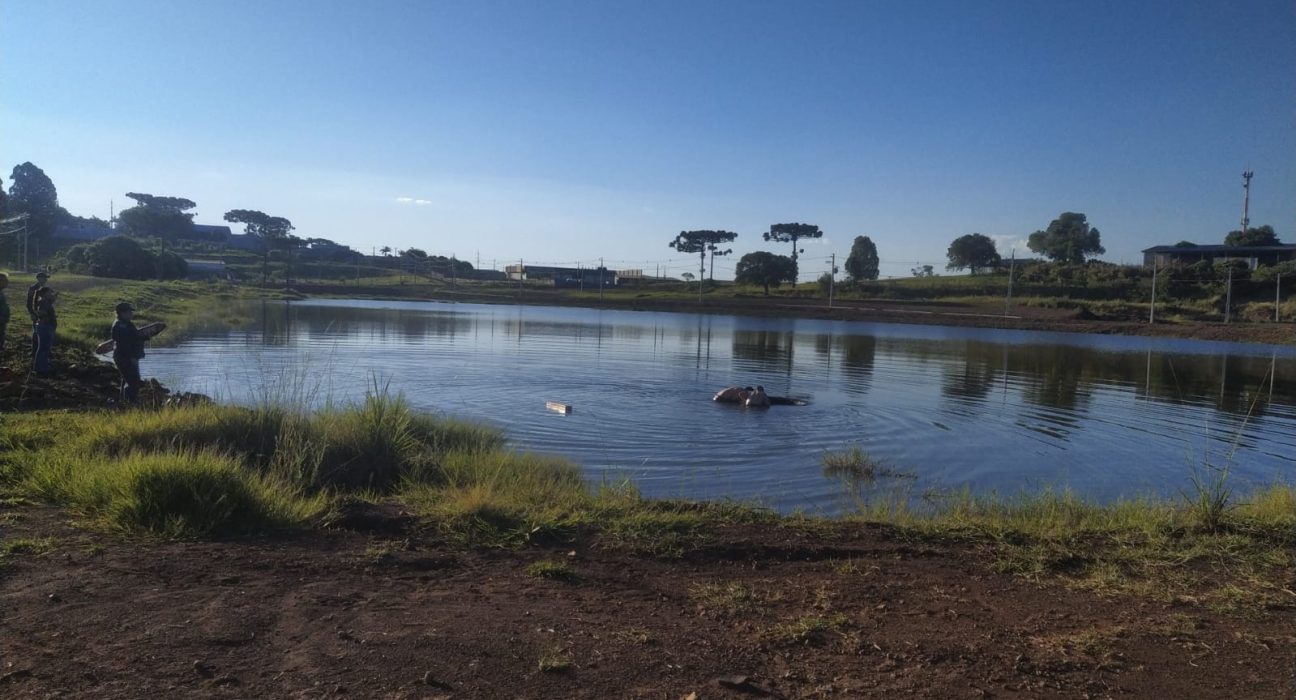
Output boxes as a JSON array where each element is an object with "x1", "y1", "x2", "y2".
[
  {"x1": 0, "y1": 161, "x2": 364, "y2": 282},
  {"x1": 674, "y1": 212, "x2": 1285, "y2": 294}
]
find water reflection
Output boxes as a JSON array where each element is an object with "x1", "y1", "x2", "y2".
[
  {"x1": 732, "y1": 329, "x2": 795, "y2": 376},
  {"x1": 832, "y1": 335, "x2": 877, "y2": 395},
  {"x1": 147, "y1": 300, "x2": 1296, "y2": 513},
  {"x1": 940, "y1": 355, "x2": 997, "y2": 410}
]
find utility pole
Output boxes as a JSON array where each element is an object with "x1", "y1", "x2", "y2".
[
  {"x1": 1149, "y1": 257, "x2": 1157, "y2": 324},
  {"x1": 828, "y1": 253, "x2": 835, "y2": 309},
  {"x1": 1004, "y1": 249, "x2": 1016, "y2": 316},
  {"x1": 1240, "y1": 170, "x2": 1254, "y2": 234}
]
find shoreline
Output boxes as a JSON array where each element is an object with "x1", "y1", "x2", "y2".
[{"x1": 292, "y1": 282, "x2": 1296, "y2": 347}]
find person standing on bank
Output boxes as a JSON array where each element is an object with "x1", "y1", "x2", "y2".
[
  {"x1": 111, "y1": 302, "x2": 147, "y2": 403},
  {"x1": 26, "y1": 271, "x2": 48, "y2": 359},
  {"x1": 33, "y1": 287, "x2": 58, "y2": 376}
]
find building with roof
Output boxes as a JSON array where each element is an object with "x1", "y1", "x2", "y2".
[
  {"x1": 1141, "y1": 244, "x2": 1296, "y2": 269},
  {"x1": 53, "y1": 221, "x2": 115, "y2": 242},
  {"x1": 503, "y1": 264, "x2": 617, "y2": 287}
]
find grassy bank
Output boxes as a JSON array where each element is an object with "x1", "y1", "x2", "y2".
[
  {"x1": 1, "y1": 391, "x2": 1291, "y2": 614},
  {"x1": 1, "y1": 272, "x2": 289, "y2": 351}
]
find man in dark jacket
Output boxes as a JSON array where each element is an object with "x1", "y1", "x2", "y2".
[
  {"x1": 111, "y1": 301, "x2": 147, "y2": 404},
  {"x1": 26, "y1": 271, "x2": 47, "y2": 359}
]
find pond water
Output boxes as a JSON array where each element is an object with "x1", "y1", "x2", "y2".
[{"x1": 144, "y1": 299, "x2": 1296, "y2": 513}]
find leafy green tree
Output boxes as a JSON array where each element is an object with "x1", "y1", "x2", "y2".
[
  {"x1": 1026, "y1": 212, "x2": 1104, "y2": 264},
  {"x1": 911, "y1": 265, "x2": 935, "y2": 277},
  {"x1": 224, "y1": 209, "x2": 294, "y2": 284},
  {"x1": 735, "y1": 251, "x2": 797, "y2": 295},
  {"x1": 61, "y1": 235, "x2": 187, "y2": 280},
  {"x1": 1224, "y1": 225, "x2": 1280, "y2": 247},
  {"x1": 115, "y1": 192, "x2": 197, "y2": 241},
  {"x1": 155, "y1": 249, "x2": 189, "y2": 279},
  {"x1": 844, "y1": 235, "x2": 880, "y2": 281},
  {"x1": 946, "y1": 233, "x2": 1001, "y2": 274},
  {"x1": 430, "y1": 255, "x2": 473, "y2": 276},
  {"x1": 669, "y1": 230, "x2": 738, "y2": 283},
  {"x1": 7, "y1": 162, "x2": 69, "y2": 257},
  {"x1": 763, "y1": 222, "x2": 821, "y2": 276}
]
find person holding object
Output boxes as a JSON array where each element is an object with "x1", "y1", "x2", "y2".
[
  {"x1": 33, "y1": 286, "x2": 58, "y2": 376},
  {"x1": 111, "y1": 302, "x2": 148, "y2": 404}
]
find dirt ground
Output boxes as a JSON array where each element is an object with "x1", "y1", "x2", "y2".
[{"x1": 1, "y1": 504, "x2": 1293, "y2": 699}]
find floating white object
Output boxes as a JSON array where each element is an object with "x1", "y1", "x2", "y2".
[{"x1": 545, "y1": 401, "x2": 573, "y2": 414}]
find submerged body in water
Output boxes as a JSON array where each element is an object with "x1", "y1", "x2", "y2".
[{"x1": 714, "y1": 385, "x2": 805, "y2": 407}]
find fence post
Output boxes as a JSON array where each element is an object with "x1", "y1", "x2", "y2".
[
  {"x1": 1224, "y1": 267, "x2": 1233, "y2": 323},
  {"x1": 1278, "y1": 273, "x2": 1283, "y2": 323}
]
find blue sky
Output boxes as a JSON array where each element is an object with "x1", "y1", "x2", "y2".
[{"x1": 3, "y1": 0, "x2": 1293, "y2": 279}]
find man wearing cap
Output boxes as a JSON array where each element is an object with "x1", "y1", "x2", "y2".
[
  {"x1": 111, "y1": 302, "x2": 147, "y2": 404},
  {"x1": 26, "y1": 271, "x2": 48, "y2": 359}
]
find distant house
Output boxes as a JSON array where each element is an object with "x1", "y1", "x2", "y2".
[
  {"x1": 1141, "y1": 243, "x2": 1296, "y2": 269},
  {"x1": 223, "y1": 232, "x2": 263, "y2": 251},
  {"x1": 184, "y1": 258, "x2": 228, "y2": 279},
  {"x1": 459, "y1": 269, "x2": 507, "y2": 281},
  {"x1": 53, "y1": 221, "x2": 115, "y2": 242},
  {"x1": 191, "y1": 224, "x2": 233, "y2": 241},
  {"x1": 504, "y1": 264, "x2": 617, "y2": 287}
]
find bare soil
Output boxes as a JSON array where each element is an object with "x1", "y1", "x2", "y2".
[{"x1": 1, "y1": 504, "x2": 1293, "y2": 699}]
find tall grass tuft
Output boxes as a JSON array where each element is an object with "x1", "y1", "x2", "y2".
[
  {"x1": 314, "y1": 388, "x2": 421, "y2": 490},
  {"x1": 1183, "y1": 458, "x2": 1234, "y2": 532},
  {"x1": 0, "y1": 381, "x2": 510, "y2": 537},
  {"x1": 22, "y1": 448, "x2": 326, "y2": 537}
]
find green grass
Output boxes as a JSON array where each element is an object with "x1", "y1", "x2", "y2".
[
  {"x1": 525, "y1": 560, "x2": 576, "y2": 580},
  {"x1": 689, "y1": 581, "x2": 760, "y2": 618},
  {"x1": 0, "y1": 272, "x2": 272, "y2": 351},
  {"x1": 849, "y1": 487, "x2": 1295, "y2": 613},
  {"x1": 771, "y1": 614, "x2": 851, "y2": 646},
  {"x1": 536, "y1": 647, "x2": 573, "y2": 673},
  {"x1": 0, "y1": 386, "x2": 504, "y2": 537},
  {"x1": 0, "y1": 537, "x2": 55, "y2": 558}
]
